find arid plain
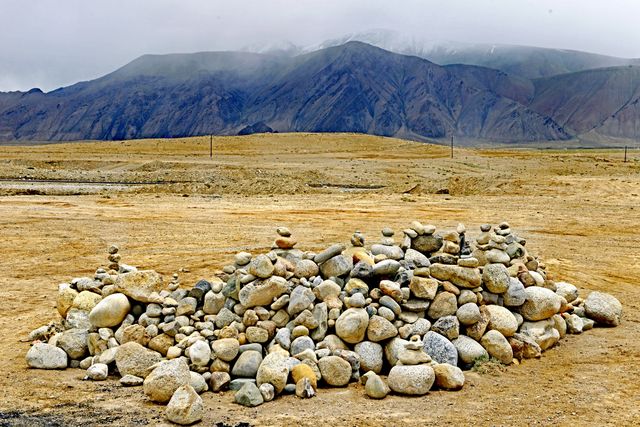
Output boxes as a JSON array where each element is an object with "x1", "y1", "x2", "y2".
[{"x1": 1, "y1": 133, "x2": 639, "y2": 426}]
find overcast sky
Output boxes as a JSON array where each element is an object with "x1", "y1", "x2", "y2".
[{"x1": 2, "y1": 0, "x2": 640, "y2": 92}]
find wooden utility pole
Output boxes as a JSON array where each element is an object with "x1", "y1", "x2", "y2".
[
  {"x1": 450, "y1": 135, "x2": 454, "y2": 159},
  {"x1": 209, "y1": 135, "x2": 213, "y2": 159},
  {"x1": 624, "y1": 145, "x2": 627, "y2": 163}
]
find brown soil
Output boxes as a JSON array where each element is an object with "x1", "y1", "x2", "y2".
[{"x1": 0, "y1": 133, "x2": 639, "y2": 426}]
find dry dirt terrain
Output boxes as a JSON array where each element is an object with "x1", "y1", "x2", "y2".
[{"x1": 0, "y1": 133, "x2": 638, "y2": 426}]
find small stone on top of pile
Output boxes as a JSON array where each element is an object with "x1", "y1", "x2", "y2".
[{"x1": 26, "y1": 222, "x2": 623, "y2": 424}]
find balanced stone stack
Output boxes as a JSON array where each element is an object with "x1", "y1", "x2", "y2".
[{"x1": 26, "y1": 222, "x2": 623, "y2": 424}]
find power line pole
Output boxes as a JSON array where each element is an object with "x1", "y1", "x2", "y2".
[
  {"x1": 209, "y1": 135, "x2": 213, "y2": 159},
  {"x1": 450, "y1": 134, "x2": 454, "y2": 159}
]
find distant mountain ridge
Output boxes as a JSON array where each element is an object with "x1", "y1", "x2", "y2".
[
  {"x1": 0, "y1": 42, "x2": 569, "y2": 143},
  {"x1": 0, "y1": 38, "x2": 639, "y2": 144}
]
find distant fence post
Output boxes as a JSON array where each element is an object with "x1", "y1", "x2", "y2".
[
  {"x1": 210, "y1": 135, "x2": 213, "y2": 159},
  {"x1": 624, "y1": 145, "x2": 627, "y2": 163}
]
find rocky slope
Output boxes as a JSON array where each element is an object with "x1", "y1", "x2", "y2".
[{"x1": 529, "y1": 66, "x2": 640, "y2": 136}]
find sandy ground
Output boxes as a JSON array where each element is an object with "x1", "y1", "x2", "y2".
[{"x1": 0, "y1": 133, "x2": 639, "y2": 426}]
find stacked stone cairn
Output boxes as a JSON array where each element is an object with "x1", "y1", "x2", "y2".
[{"x1": 26, "y1": 222, "x2": 623, "y2": 425}]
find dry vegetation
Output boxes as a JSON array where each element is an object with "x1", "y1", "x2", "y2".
[{"x1": 0, "y1": 133, "x2": 639, "y2": 426}]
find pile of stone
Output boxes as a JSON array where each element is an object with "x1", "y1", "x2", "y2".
[{"x1": 25, "y1": 222, "x2": 623, "y2": 425}]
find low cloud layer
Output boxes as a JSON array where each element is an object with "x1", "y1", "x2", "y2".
[{"x1": 2, "y1": 0, "x2": 639, "y2": 91}]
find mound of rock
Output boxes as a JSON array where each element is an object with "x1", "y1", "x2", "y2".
[{"x1": 25, "y1": 223, "x2": 622, "y2": 424}]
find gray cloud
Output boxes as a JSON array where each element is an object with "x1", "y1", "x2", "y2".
[{"x1": 1, "y1": 0, "x2": 639, "y2": 91}]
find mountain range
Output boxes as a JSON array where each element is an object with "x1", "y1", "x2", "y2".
[{"x1": 1, "y1": 32, "x2": 639, "y2": 145}]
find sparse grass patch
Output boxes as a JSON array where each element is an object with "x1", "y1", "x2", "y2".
[{"x1": 471, "y1": 355, "x2": 508, "y2": 375}]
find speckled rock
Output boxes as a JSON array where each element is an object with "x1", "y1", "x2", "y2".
[
  {"x1": 452, "y1": 335, "x2": 488, "y2": 365},
  {"x1": 584, "y1": 291, "x2": 622, "y2": 326},
  {"x1": 318, "y1": 356, "x2": 351, "y2": 386},
  {"x1": 143, "y1": 358, "x2": 191, "y2": 403},
  {"x1": 335, "y1": 308, "x2": 369, "y2": 344},
  {"x1": 520, "y1": 286, "x2": 562, "y2": 321},
  {"x1": 354, "y1": 341, "x2": 384, "y2": 374},
  {"x1": 422, "y1": 331, "x2": 457, "y2": 366},
  {"x1": 166, "y1": 384, "x2": 204, "y2": 425},
  {"x1": 115, "y1": 342, "x2": 162, "y2": 378},
  {"x1": 26, "y1": 343, "x2": 67, "y2": 369},
  {"x1": 387, "y1": 365, "x2": 435, "y2": 395},
  {"x1": 256, "y1": 352, "x2": 289, "y2": 394},
  {"x1": 113, "y1": 270, "x2": 164, "y2": 303}
]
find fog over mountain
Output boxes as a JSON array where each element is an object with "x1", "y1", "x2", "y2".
[
  {"x1": 298, "y1": 29, "x2": 640, "y2": 79},
  {"x1": 2, "y1": 0, "x2": 640, "y2": 92}
]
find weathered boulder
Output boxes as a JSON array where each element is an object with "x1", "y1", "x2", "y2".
[
  {"x1": 482, "y1": 263, "x2": 511, "y2": 294},
  {"x1": 56, "y1": 328, "x2": 89, "y2": 360},
  {"x1": 56, "y1": 283, "x2": 78, "y2": 317},
  {"x1": 519, "y1": 286, "x2": 561, "y2": 321},
  {"x1": 429, "y1": 264, "x2": 481, "y2": 289},
  {"x1": 503, "y1": 278, "x2": 526, "y2": 307},
  {"x1": 239, "y1": 276, "x2": 288, "y2": 308},
  {"x1": 422, "y1": 331, "x2": 458, "y2": 366},
  {"x1": 26, "y1": 343, "x2": 67, "y2": 369},
  {"x1": 387, "y1": 364, "x2": 435, "y2": 395},
  {"x1": 291, "y1": 364, "x2": 318, "y2": 389},
  {"x1": 166, "y1": 385, "x2": 204, "y2": 425},
  {"x1": 318, "y1": 356, "x2": 351, "y2": 386},
  {"x1": 433, "y1": 363, "x2": 465, "y2": 390},
  {"x1": 335, "y1": 308, "x2": 369, "y2": 344},
  {"x1": 354, "y1": 341, "x2": 383, "y2": 374},
  {"x1": 519, "y1": 319, "x2": 560, "y2": 351},
  {"x1": 114, "y1": 270, "x2": 164, "y2": 303},
  {"x1": 508, "y1": 333, "x2": 542, "y2": 359},
  {"x1": 480, "y1": 330, "x2": 513, "y2": 364},
  {"x1": 116, "y1": 342, "x2": 162, "y2": 378},
  {"x1": 88, "y1": 293, "x2": 131, "y2": 328},
  {"x1": 427, "y1": 292, "x2": 458, "y2": 319},
  {"x1": 211, "y1": 338, "x2": 239, "y2": 362},
  {"x1": 234, "y1": 382, "x2": 264, "y2": 407},
  {"x1": 188, "y1": 340, "x2": 211, "y2": 367},
  {"x1": 256, "y1": 352, "x2": 289, "y2": 394},
  {"x1": 320, "y1": 255, "x2": 353, "y2": 278},
  {"x1": 486, "y1": 305, "x2": 518, "y2": 337},
  {"x1": 452, "y1": 335, "x2": 488, "y2": 365},
  {"x1": 232, "y1": 350, "x2": 263, "y2": 378},
  {"x1": 584, "y1": 291, "x2": 622, "y2": 326},
  {"x1": 365, "y1": 373, "x2": 390, "y2": 399},
  {"x1": 143, "y1": 358, "x2": 191, "y2": 403},
  {"x1": 247, "y1": 254, "x2": 274, "y2": 278},
  {"x1": 367, "y1": 315, "x2": 398, "y2": 342},
  {"x1": 411, "y1": 235, "x2": 443, "y2": 253},
  {"x1": 409, "y1": 276, "x2": 439, "y2": 300},
  {"x1": 288, "y1": 285, "x2": 315, "y2": 316},
  {"x1": 456, "y1": 303, "x2": 481, "y2": 325},
  {"x1": 555, "y1": 282, "x2": 579, "y2": 303},
  {"x1": 431, "y1": 316, "x2": 460, "y2": 340},
  {"x1": 72, "y1": 291, "x2": 102, "y2": 312},
  {"x1": 86, "y1": 363, "x2": 108, "y2": 381}
]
